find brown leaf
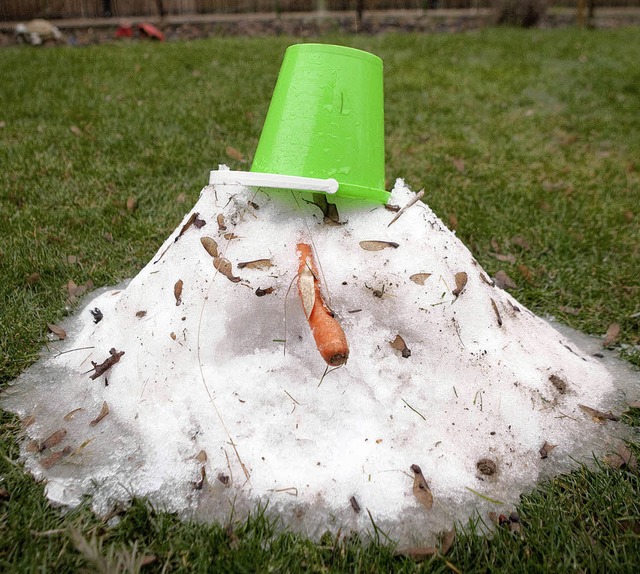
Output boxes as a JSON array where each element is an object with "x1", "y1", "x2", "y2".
[
  {"x1": 359, "y1": 240, "x2": 399, "y2": 251},
  {"x1": 410, "y1": 273, "x2": 432, "y2": 285},
  {"x1": 479, "y1": 273, "x2": 495, "y2": 287},
  {"x1": 195, "y1": 450, "x2": 207, "y2": 463},
  {"x1": 213, "y1": 257, "x2": 241, "y2": 283},
  {"x1": 605, "y1": 443, "x2": 638, "y2": 470},
  {"x1": 41, "y1": 447, "x2": 72, "y2": 469},
  {"x1": 440, "y1": 529, "x2": 456, "y2": 555},
  {"x1": 490, "y1": 299, "x2": 502, "y2": 327},
  {"x1": 194, "y1": 466, "x2": 206, "y2": 490},
  {"x1": 47, "y1": 324, "x2": 67, "y2": 340},
  {"x1": 410, "y1": 464, "x2": 433, "y2": 510},
  {"x1": 452, "y1": 157, "x2": 465, "y2": 173},
  {"x1": 63, "y1": 408, "x2": 84, "y2": 421},
  {"x1": 311, "y1": 193, "x2": 342, "y2": 226},
  {"x1": 491, "y1": 252, "x2": 516, "y2": 264},
  {"x1": 518, "y1": 264, "x2": 534, "y2": 284},
  {"x1": 217, "y1": 214, "x2": 227, "y2": 231},
  {"x1": 349, "y1": 496, "x2": 361, "y2": 513},
  {"x1": 255, "y1": 287, "x2": 274, "y2": 297},
  {"x1": 384, "y1": 203, "x2": 400, "y2": 212},
  {"x1": 42, "y1": 429, "x2": 67, "y2": 451},
  {"x1": 217, "y1": 473, "x2": 230, "y2": 486},
  {"x1": 126, "y1": 197, "x2": 137, "y2": 212},
  {"x1": 579, "y1": 404, "x2": 620, "y2": 423},
  {"x1": 448, "y1": 213, "x2": 458, "y2": 230},
  {"x1": 193, "y1": 216, "x2": 206, "y2": 229},
  {"x1": 549, "y1": 374, "x2": 568, "y2": 394},
  {"x1": 223, "y1": 232, "x2": 239, "y2": 240},
  {"x1": 26, "y1": 272, "x2": 41, "y2": 285},
  {"x1": 0, "y1": 487, "x2": 9, "y2": 501},
  {"x1": 238, "y1": 259, "x2": 273, "y2": 270},
  {"x1": 452, "y1": 271, "x2": 468, "y2": 297},
  {"x1": 539, "y1": 441, "x2": 557, "y2": 459},
  {"x1": 70, "y1": 125, "x2": 82, "y2": 136},
  {"x1": 170, "y1": 332, "x2": 177, "y2": 340},
  {"x1": 225, "y1": 146, "x2": 244, "y2": 162},
  {"x1": 494, "y1": 270, "x2": 517, "y2": 290},
  {"x1": 512, "y1": 236, "x2": 531, "y2": 250},
  {"x1": 90, "y1": 401, "x2": 109, "y2": 426},
  {"x1": 200, "y1": 237, "x2": 219, "y2": 258},
  {"x1": 89, "y1": 348, "x2": 125, "y2": 380},
  {"x1": 603, "y1": 323, "x2": 620, "y2": 347},
  {"x1": 135, "y1": 310, "x2": 147, "y2": 318},
  {"x1": 390, "y1": 335, "x2": 411, "y2": 358},
  {"x1": 174, "y1": 279, "x2": 183, "y2": 306},
  {"x1": 66, "y1": 255, "x2": 78, "y2": 264},
  {"x1": 176, "y1": 192, "x2": 186, "y2": 204},
  {"x1": 66, "y1": 279, "x2": 94, "y2": 300},
  {"x1": 21, "y1": 415, "x2": 36, "y2": 428},
  {"x1": 176, "y1": 212, "x2": 198, "y2": 242}
]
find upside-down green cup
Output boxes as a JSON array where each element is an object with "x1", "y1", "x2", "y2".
[{"x1": 251, "y1": 43, "x2": 389, "y2": 203}]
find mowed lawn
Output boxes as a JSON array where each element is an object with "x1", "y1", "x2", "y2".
[{"x1": 1, "y1": 27, "x2": 639, "y2": 572}]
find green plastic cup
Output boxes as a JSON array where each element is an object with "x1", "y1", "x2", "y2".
[{"x1": 251, "y1": 43, "x2": 389, "y2": 203}]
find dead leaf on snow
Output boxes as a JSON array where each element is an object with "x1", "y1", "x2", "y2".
[
  {"x1": 603, "y1": 323, "x2": 620, "y2": 347},
  {"x1": 41, "y1": 429, "x2": 67, "y2": 451},
  {"x1": 200, "y1": 237, "x2": 219, "y2": 258},
  {"x1": 539, "y1": 441, "x2": 557, "y2": 459},
  {"x1": 225, "y1": 146, "x2": 244, "y2": 162},
  {"x1": 195, "y1": 450, "x2": 207, "y2": 463},
  {"x1": 176, "y1": 212, "x2": 198, "y2": 241},
  {"x1": 549, "y1": 374, "x2": 568, "y2": 394},
  {"x1": 193, "y1": 215, "x2": 206, "y2": 229},
  {"x1": 390, "y1": 335, "x2": 411, "y2": 358},
  {"x1": 579, "y1": 404, "x2": 620, "y2": 423},
  {"x1": 47, "y1": 324, "x2": 67, "y2": 340},
  {"x1": 238, "y1": 259, "x2": 273, "y2": 270},
  {"x1": 349, "y1": 496, "x2": 361, "y2": 513},
  {"x1": 410, "y1": 273, "x2": 432, "y2": 285},
  {"x1": 480, "y1": 273, "x2": 495, "y2": 287},
  {"x1": 494, "y1": 270, "x2": 517, "y2": 290},
  {"x1": 41, "y1": 447, "x2": 72, "y2": 469},
  {"x1": 217, "y1": 473, "x2": 230, "y2": 486},
  {"x1": 63, "y1": 408, "x2": 84, "y2": 421},
  {"x1": 605, "y1": 443, "x2": 638, "y2": 470},
  {"x1": 309, "y1": 194, "x2": 342, "y2": 226},
  {"x1": 223, "y1": 232, "x2": 239, "y2": 240},
  {"x1": 193, "y1": 466, "x2": 206, "y2": 490},
  {"x1": 89, "y1": 401, "x2": 109, "y2": 426},
  {"x1": 452, "y1": 271, "x2": 468, "y2": 297},
  {"x1": 490, "y1": 299, "x2": 502, "y2": 327},
  {"x1": 255, "y1": 287, "x2": 274, "y2": 297},
  {"x1": 174, "y1": 279, "x2": 183, "y2": 306},
  {"x1": 384, "y1": 203, "x2": 400, "y2": 212},
  {"x1": 135, "y1": 310, "x2": 147, "y2": 318},
  {"x1": 21, "y1": 415, "x2": 36, "y2": 428},
  {"x1": 217, "y1": 214, "x2": 227, "y2": 231},
  {"x1": 213, "y1": 257, "x2": 241, "y2": 283},
  {"x1": 359, "y1": 240, "x2": 399, "y2": 251},
  {"x1": 410, "y1": 464, "x2": 433, "y2": 510}
]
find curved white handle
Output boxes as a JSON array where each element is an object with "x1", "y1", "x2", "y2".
[{"x1": 209, "y1": 170, "x2": 339, "y2": 194}]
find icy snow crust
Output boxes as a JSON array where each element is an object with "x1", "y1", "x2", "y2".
[{"x1": 2, "y1": 180, "x2": 633, "y2": 545}]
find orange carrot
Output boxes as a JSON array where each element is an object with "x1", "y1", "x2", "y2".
[{"x1": 297, "y1": 243, "x2": 349, "y2": 367}]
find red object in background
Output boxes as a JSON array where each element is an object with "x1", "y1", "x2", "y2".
[
  {"x1": 115, "y1": 24, "x2": 133, "y2": 38},
  {"x1": 138, "y1": 23, "x2": 165, "y2": 41}
]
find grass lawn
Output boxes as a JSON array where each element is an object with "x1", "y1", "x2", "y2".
[{"x1": 1, "y1": 26, "x2": 639, "y2": 572}]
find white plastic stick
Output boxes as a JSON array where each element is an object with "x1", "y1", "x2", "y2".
[{"x1": 209, "y1": 170, "x2": 339, "y2": 194}]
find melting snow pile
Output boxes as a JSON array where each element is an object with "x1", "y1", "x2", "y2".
[{"x1": 2, "y1": 178, "x2": 636, "y2": 545}]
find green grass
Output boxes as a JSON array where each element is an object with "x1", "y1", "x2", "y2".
[{"x1": 1, "y1": 27, "x2": 639, "y2": 572}]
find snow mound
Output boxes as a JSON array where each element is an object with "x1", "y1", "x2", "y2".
[{"x1": 2, "y1": 179, "x2": 635, "y2": 545}]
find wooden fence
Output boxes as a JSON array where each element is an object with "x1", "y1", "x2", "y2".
[{"x1": 1, "y1": 0, "x2": 638, "y2": 22}]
